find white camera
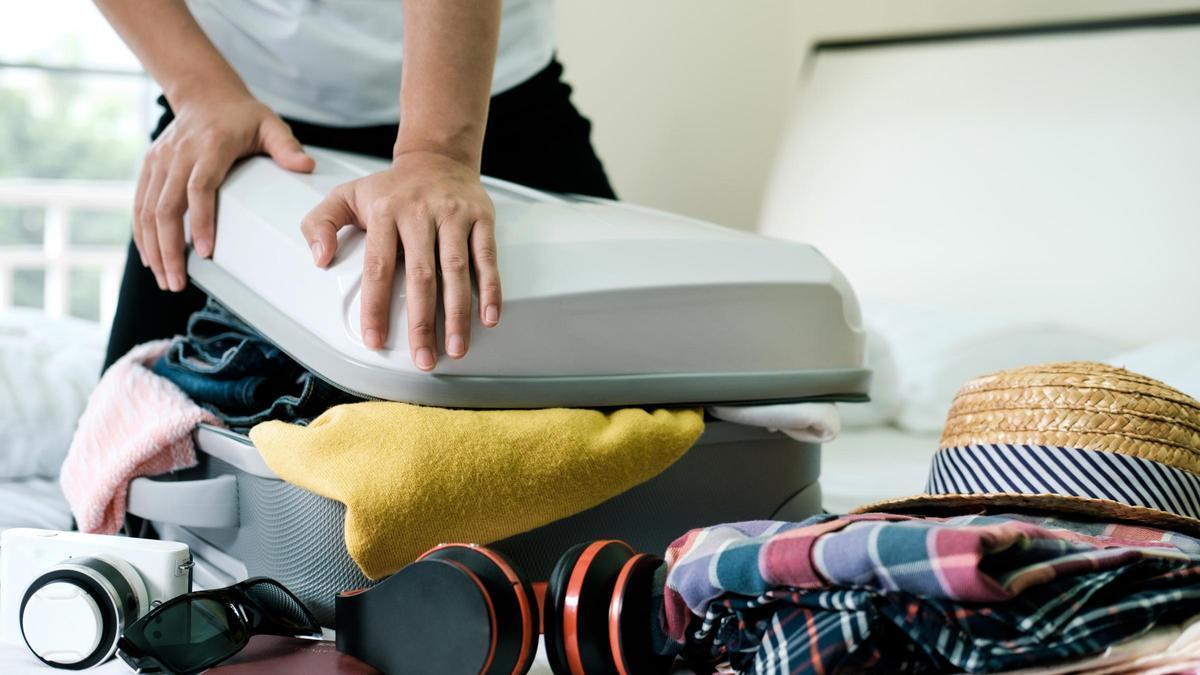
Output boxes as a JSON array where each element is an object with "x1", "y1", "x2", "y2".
[{"x1": 0, "y1": 528, "x2": 192, "y2": 669}]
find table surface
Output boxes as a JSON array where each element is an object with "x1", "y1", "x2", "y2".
[{"x1": 0, "y1": 639, "x2": 561, "y2": 674}]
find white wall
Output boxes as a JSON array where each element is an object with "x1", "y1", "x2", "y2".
[
  {"x1": 555, "y1": 0, "x2": 1200, "y2": 230},
  {"x1": 555, "y1": 1, "x2": 805, "y2": 230}
]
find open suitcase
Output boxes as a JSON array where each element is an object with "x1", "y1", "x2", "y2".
[{"x1": 125, "y1": 148, "x2": 870, "y2": 626}]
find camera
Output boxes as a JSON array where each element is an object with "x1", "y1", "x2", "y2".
[{"x1": 0, "y1": 528, "x2": 192, "y2": 669}]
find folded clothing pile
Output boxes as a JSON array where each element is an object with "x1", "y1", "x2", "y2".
[
  {"x1": 151, "y1": 299, "x2": 362, "y2": 432},
  {"x1": 1009, "y1": 617, "x2": 1200, "y2": 675},
  {"x1": 660, "y1": 514, "x2": 1200, "y2": 674},
  {"x1": 653, "y1": 361, "x2": 1200, "y2": 674}
]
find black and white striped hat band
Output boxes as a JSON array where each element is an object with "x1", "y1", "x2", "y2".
[{"x1": 927, "y1": 444, "x2": 1200, "y2": 521}]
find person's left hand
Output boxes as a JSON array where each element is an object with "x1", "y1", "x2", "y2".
[{"x1": 300, "y1": 151, "x2": 501, "y2": 371}]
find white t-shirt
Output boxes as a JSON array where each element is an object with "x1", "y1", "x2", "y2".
[{"x1": 184, "y1": 0, "x2": 555, "y2": 127}]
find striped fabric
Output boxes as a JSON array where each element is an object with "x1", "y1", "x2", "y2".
[
  {"x1": 928, "y1": 445, "x2": 1200, "y2": 519},
  {"x1": 659, "y1": 514, "x2": 1200, "y2": 674}
]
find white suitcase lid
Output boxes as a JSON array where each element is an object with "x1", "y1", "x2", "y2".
[{"x1": 186, "y1": 147, "x2": 869, "y2": 408}]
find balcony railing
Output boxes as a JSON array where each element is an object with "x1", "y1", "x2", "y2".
[{"x1": 0, "y1": 179, "x2": 132, "y2": 325}]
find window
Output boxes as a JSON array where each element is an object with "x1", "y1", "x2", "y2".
[{"x1": 0, "y1": 2, "x2": 154, "y2": 325}]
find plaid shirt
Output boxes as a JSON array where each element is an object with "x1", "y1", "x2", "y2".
[{"x1": 661, "y1": 514, "x2": 1200, "y2": 674}]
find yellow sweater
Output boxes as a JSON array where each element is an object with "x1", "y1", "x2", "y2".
[{"x1": 250, "y1": 402, "x2": 704, "y2": 579}]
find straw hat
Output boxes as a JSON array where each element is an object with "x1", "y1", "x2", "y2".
[{"x1": 854, "y1": 362, "x2": 1200, "y2": 536}]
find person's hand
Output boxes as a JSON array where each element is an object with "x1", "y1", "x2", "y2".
[
  {"x1": 134, "y1": 92, "x2": 314, "y2": 291},
  {"x1": 300, "y1": 150, "x2": 501, "y2": 371}
]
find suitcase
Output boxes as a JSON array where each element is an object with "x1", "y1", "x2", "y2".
[
  {"x1": 125, "y1": 148, "x2": 869, "y2": 626},
  {"x1": 128, "y1": 422, "x2": 823, "y2": 626}
]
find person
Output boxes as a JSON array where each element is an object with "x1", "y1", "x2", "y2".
[{"x1": 96, "y1": 0, "x2": 614, "y2": 373}]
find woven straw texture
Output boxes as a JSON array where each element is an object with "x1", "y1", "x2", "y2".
[
  {"x1": 941, "y1": 362, "x2": 1200, "y2": 471},
  {"x1": 854, "y1": 362, "x2": 1200, "y2": 536}
]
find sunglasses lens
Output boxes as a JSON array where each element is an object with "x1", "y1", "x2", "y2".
[{"x1": 125, "y1": 597, "x2": 245, "y2": 672}]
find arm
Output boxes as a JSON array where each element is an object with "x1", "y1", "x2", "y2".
[
  {"x1": 301, "y1": 0, "x2": 503, "y2": 371},
  {"x1": 95, "y1": 0, "x2": 312, "y2": 291}
]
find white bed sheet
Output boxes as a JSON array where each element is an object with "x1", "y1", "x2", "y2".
[
  {"x1": 0, "y1": 478, "x2": 72, "y2": 532},
  {"x1": 820, "y1": 426, "x2": 940, "y2": 514}
]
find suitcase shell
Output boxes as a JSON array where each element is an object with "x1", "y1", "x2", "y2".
[
  {"x1": 128, "y1": 422, "x2": 821, "y2": 626},
  {"x1": 187, "y1": 147, "x2": 871, "y2": 409}
]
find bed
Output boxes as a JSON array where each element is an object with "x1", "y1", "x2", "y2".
[{"x1": 0, "y1": 309, "x2": 103, "y2": 532}]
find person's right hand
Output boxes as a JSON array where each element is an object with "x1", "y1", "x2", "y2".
[{"x1": 134, "y1": 93, "x2": 314, "y2": 291}]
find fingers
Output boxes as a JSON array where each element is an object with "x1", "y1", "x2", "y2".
[
  {"x1": 470, "y1": 219, "x2": 502, "y2": 327},
  {"x1": 186, "y1": 153, "x2": 234, "y2": 259},
  {"x1": 138, "y1": 166, "x2": 168, "y2": 290},
  {"x1": 259, "y1": 117, "x2": 315, "y2": 173},
  {"x1": 137, "y1": 141, "x2": 231, "y2": 290},
  {"x1": 300, "y1": 186, "x2": 355, "y2": 267},
  {"x1": 359, "y1": 213, "x2": 399, "y2": 352},
  {"x1": 132, "y1": 162, "x2": 151, "y2": 267},
  {"x1": 155, "y1": 159, "x2": 191, "y2": 291},
  {"x1": 400, "y1": 218, "x2": 438, "y2": 371},
  {"x1": 438, "y1": 222, "x2": 472, "y2": 359}
]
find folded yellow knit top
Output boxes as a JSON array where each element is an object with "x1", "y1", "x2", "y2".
[{"x1": 250, "y1": 402, "x2": 704, "y2": 579}]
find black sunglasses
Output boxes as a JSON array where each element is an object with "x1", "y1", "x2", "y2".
[{"x1": 117, "y1": 577, "x2": 321, "y2": 674}]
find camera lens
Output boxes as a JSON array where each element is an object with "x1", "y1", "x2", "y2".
[
  {"x1": 19, "y1": 556, "x2": 146, "y2": 670},
  {"x1": 21, "y1": 581, "x2": 104, "y2": 665}
]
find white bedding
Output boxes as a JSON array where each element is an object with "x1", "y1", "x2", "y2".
[
  {"x1": 822, "y1": 299, "x2": 1200, "y2": 515},
  {"x1": 0, "y1": 309, "x2": 104, "y2": 479},
  {"x1": 820, "y1": 425, "x2": 940, "y2": 513},
  {"x1": 0, "y1": 478, "x2": 73, "y2": 532}
]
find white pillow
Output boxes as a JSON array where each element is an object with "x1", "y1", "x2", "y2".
[
  {"x1": 0, "y1": 309, "x2": 105, "y2": 478},
  {"x1": 838, "y1": 327, "x2": 902, "y2": 428},
  {"x1": 862, "y1": 300, "x2": 1128, "y2": 433}
]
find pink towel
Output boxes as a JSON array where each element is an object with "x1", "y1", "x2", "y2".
[{"x1": 60, "y1": 340, "x2": 221, "y2": 534}]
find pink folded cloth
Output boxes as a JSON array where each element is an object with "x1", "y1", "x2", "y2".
[{"x1": 60, "y1": 340, "x2": 221, "y2": 534}]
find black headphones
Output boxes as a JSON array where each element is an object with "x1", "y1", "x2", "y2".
[{"x1": 335, "y1": 540, "x2": 679, "y2": 675}]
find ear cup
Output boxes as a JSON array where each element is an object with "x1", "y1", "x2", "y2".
[
  {"x1": 420, "y1": 544, "x2": 540, "y2": 675},
  {"x1": 545, "y1": 541, "x2": 635, "y2": 675},
  {"x1": 335, "y1": 557, "x2": 495, "y2": 675},
  {"x1": 609, "y1": 554, "x2": 674, "y2": 675},
  {"x1": 544, "y1": 543, "x2": 587, "y2": 675}
]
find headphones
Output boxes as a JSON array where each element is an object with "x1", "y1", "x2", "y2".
[{"x1": 335, "y1": 540, "x2": 679, "y2": 675}]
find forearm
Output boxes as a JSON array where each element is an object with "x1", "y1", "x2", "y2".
[
  {"x1": 94, "y1": 0, "x2": 250, "y2": 108},
  {"x1": 394, "y1": 0, "x2": 501, "y2": 170}
]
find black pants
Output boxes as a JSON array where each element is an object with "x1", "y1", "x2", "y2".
[{"x1": 102, "y1": 59, "x2": 615, "y2": 370}]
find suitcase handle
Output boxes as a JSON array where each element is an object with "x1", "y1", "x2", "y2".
[{"x1": 126, "y1": 475, "x2": 239, "y2": 529}]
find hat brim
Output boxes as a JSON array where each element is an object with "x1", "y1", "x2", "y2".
[{"x1": 852, "y1": 492, "x2": 1200, "y2": 539}]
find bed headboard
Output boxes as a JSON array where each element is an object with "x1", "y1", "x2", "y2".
[{"x1": 760, "y1": 13, "x2": 1200, "y2": 343}]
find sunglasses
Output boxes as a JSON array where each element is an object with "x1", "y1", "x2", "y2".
[{"x1": 117, "y1": 577, "x2": 321, "y2": 674}]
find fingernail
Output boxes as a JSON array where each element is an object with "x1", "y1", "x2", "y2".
[
  {"x1": 364, "y1": 328, "x2": 382, "y2": 350},
  {"x1": 168, "y1": 273, "x2": 185, "y2": 292},
  {"x1": 415, "y1": 347, "x2": 435, "y2": 371},
  {"x1": 484, "y1": 305, "x2": 499, "y2": 326},
  {"x1": 447, "y1": 334, "x2": 465, "y2": 358},
  {"x1": 310, "y1": 241, "x2": 324, "y2": 265}
]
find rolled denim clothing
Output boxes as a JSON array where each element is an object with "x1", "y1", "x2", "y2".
[{"x1": 153, "y1": 299, "x2": 361, "y2": 432}]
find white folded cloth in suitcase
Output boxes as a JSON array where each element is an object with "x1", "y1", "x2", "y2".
[{"x1": 707, "y1": 403, "x2": 840, "y2": 443}]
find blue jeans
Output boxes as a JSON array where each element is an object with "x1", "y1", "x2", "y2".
[{"x1": 152, "y1": 299, "x2": 361, "y2": 431}]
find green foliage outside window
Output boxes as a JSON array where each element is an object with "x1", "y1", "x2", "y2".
[{"x1": 0, "y1": 73, "x2": 142, "y2": 181}]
